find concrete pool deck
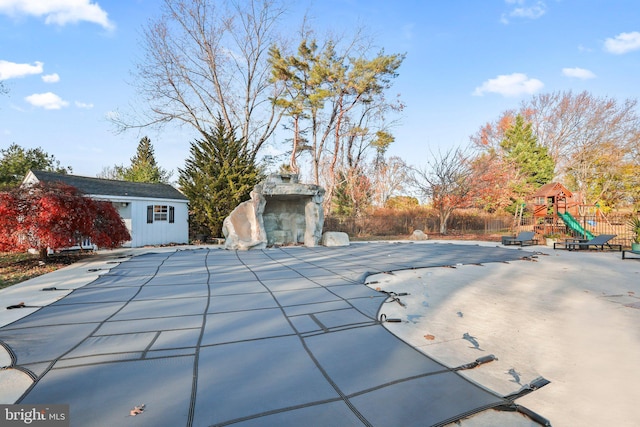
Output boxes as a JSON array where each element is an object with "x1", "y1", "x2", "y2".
[{"x1": 1, "y1": 241, "x2": 639, "y2": 426}]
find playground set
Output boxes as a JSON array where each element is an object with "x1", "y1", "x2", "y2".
[{"x1": 516, "y1": 182, "x2": 610, "y2": 241}]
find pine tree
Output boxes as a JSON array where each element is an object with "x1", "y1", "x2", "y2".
[
  {"x1": 178, "y1": 118, "x2": 261, "y2": 238},
  {"x1": 501, "y1": 115, "x2": 555, "y2": 187},
  {"x1": 120, "y1": 137, "x2": 171, "y2": 183},
  {"x1": 500, "y1": 114, "x2": 555, "y2": 212}
]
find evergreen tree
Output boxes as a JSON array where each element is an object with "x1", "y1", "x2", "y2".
[
  {"x1": 0, "y1": 143, "x2": 71, "y2": 189},
  {"x1": 500, "y1": 114, "x2": 555, "y2": 211},
  {"x1": 501, "y1": 115, "x2": 555, "y2": 187},
  {"x1": 120, "y1": 137, "x2": 172, "y2": 183},
  {"x1": 178, "y1": 118, "x2": 261, "y2": 238}
]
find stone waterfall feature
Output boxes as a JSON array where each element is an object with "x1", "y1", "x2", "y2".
[{"x1": 222, "y1": 174, "x2": 325, "y2": 250}]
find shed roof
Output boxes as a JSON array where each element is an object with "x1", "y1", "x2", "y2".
[
  {"x1": 25, "y1": 170, "x2": 188, "y2": 201},
  {"x1": 531, "y1": 182, "x2": 573, "y2": 199}
]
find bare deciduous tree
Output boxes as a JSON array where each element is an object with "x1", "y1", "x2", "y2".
[
  {"x1": 411, "y1": 148, "x2": 474, "y2": 234},
  {"x1": 114, "y1": 0, "x2": 288, "y2": 161},
  {"x1": 370, "y1": 155, "x2": 409, "y2": 207},
  {"x1": 524, "y1": 91, "x2": 639, "y2": 169}
]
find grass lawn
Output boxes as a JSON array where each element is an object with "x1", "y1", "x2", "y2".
[{"x1": 0, "y1": 252, "x2": 93, "y2": 290}]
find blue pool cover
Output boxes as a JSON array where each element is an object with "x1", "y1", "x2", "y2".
[{"x1": 1, "y1": 242, "x2": 546, "y2": 426}]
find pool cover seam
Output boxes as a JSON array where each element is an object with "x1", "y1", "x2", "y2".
[
  {"x1": 186, "y1": 248, "x2": 214, "y2": 427},
  {"x1": 15, "y1": 250, "x2": 176, "y2": 403},
  {"x1": 233, "y1": 249, "x2": 375, "y2": 427}
]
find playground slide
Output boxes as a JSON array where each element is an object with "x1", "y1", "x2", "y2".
[{"x1": 558, "y1": 211, "x2": 595, "y2": 240}]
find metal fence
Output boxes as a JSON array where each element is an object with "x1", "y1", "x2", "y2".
[
  {"x1": 324, "y1": 211, "x2": 514, "y2": 238},
  {"x1": 517, "y1": 214, "x2": 635, "y2": 247},
  {"x1": 324, "y1": 211, "x2": 637, "y2": 247}
]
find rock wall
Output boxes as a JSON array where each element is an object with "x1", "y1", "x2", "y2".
[{"x1": 222, "y1": 174, "x2": 325, "y2": 250}]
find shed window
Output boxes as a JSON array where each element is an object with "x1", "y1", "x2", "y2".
[
  {"x1": 147, "y1": 205, "x2": 172, "y2": 223},
  {"x1": 154, "y1": 205, "x2": 168, "y2": 221}
]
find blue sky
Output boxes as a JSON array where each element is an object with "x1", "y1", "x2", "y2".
[{"x1": 1, "y1": 0, "x2": 640, "y2": 180}]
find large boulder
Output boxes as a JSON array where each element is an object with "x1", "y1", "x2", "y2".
[
  {"x1": 409, "y1": 230, "x2": 429, "y2": 241},
  {"x1": 222, "y1": 190, "x2": 267, "y2": 251},
  {"x1": 321, "y1": 231, "x2": 350, "y2": 247}
]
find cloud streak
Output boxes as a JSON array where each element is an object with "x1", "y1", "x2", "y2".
[
  {"x1": 42, "y1": 73, "x2": 60, "y2": 83},
  {"x1": 473, "y1": 73, "x2": 544, "y2": 97},
  {"x1": 0, "y1": 0, "x2": 114, "y2": 30},
  {"x1": 75, "y1": 101, "x2": 94, "y2": 109},
  {"x1": 501, "y1": 0, "x2": 546, "y2": 24},
  {"x1": 604, "y1": 31, "x2": 640, "y2": 54},
  {"x1": 562, "y1": 67, "x2": 595, "y2": 79}
]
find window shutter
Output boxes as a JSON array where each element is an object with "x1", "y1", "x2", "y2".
[
  {"x1": 147, "y1": 205, "x2": 153, "y2": 223},
  {"x1": 169, "y1": 206, "x2": 175, "y2": 223}
]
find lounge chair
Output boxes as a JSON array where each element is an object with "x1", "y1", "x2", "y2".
[
  {"x1": 502, "y1": 231, "x2": 537, "y2": 246},
  {"x1": 554, "y1": 234, "x2": 622, "y2": 251}
]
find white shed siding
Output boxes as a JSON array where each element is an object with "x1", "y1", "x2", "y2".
[
  {"x1": 130, "y1": 199, "x2": 189, "y2": 247},
  {"x1": 82, "y1": 195, "x2": 189, "y2": 248}
]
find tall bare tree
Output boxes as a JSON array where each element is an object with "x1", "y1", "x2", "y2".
[
  {"x1": 524, "y1": 91, "x2": 639, "y2": 171},
  {"x1": 370, "y1": 155, "x2": 409, "y2": 207},
  {"x1": 411, "y1": 148, "x2": 474, "y2": 234},
  {"x1": 114, "y1": 0, "x2": 287, "y2": 161}
]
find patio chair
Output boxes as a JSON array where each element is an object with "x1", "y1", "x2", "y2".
[
  {"x1": 502, "y1": 231, "x2": 537, "y2": 246},
  {"x1": 553, "y1": 234, "x2": 622, "y2": 251}
]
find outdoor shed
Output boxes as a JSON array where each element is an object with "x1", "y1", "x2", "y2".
[{"x1": 22, "y1": 170, "x2": 189, "y2": 248}]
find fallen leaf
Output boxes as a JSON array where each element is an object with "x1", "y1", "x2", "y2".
[{"x1": 424, "y1": 334, "x2": 435, "y2": 340}]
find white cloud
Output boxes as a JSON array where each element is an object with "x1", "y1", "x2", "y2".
[
  {"x1": 104, "y1": 110, "x2": 120, "y2": 121},
  {"x1": 75, "y1": 101, "x2": 93, "y2": 109},
  {"x1": 0, "y1": 60, "x2": 43, "y2": 79},
  {"x1": 0, "y1": 0, "x2": 114, "y2": 30},
  {"x1": 473, "y1": 73, "x2": 544, "y2": 97},
  {"x1": 562, "y1": 67, "x2": 596, "y2": 79},
  {"x1": 25, "y1": 92, "x2": 69, "y2": 110},
  {"x1": 42, "y1": 73, "x2": 60, "y2": 83},
  {"x1": 501, "y1": 0, "x2": 546, "y2": 24},
  {"x1": 604, "y1": 31, "x2": 640, "y2": 54}
]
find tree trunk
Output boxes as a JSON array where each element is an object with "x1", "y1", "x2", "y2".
[
  {"x1": 439, "y1": 210, "x2": 451, "y2": 234},
  {"x1": 290, "y1": 115, "x2": 299, "y2": 173}
]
